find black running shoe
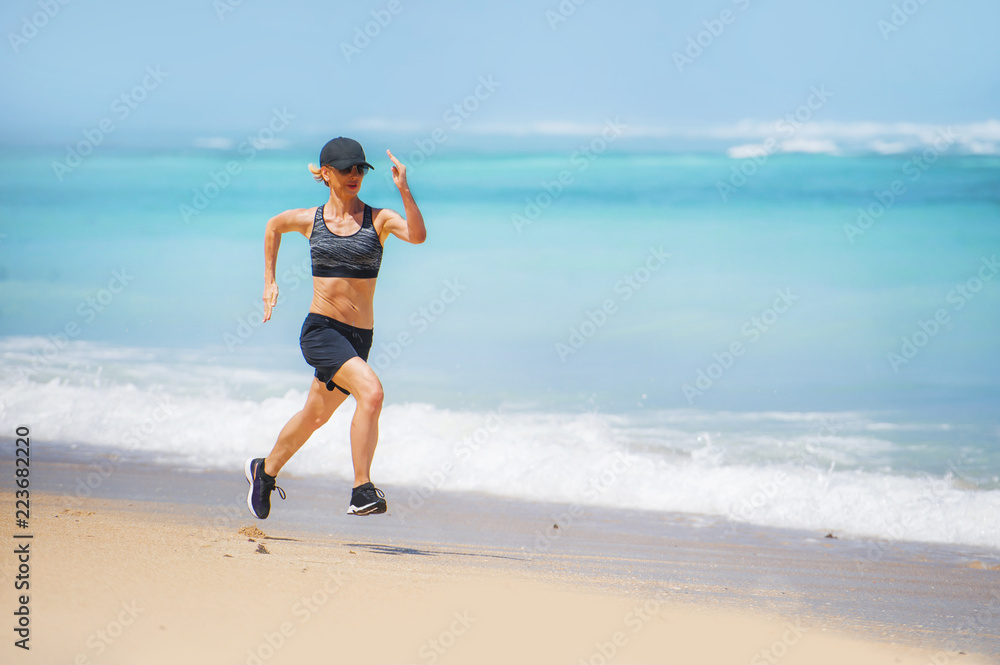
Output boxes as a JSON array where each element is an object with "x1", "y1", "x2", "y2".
[
  {"x1": 347, "y1": 482, "x2": 387, "y2": 515},
  {"x1": 245, "y1": 457, "x2": 285, "y2": 519}
]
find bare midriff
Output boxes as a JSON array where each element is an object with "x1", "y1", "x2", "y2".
[{"x1": 310, "y1": 276, "x2": 377, "y2": 329}]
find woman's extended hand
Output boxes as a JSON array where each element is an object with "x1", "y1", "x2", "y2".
[
  {"x1": 262, "y1": 282, "x2": 278, "y2": 322},
  {"x1": 387, "y1": 149, "x2": 408, "y2": 191}
]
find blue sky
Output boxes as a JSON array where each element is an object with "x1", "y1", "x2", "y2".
[{"x1": 1, "y1": 0, "x2": 998, "y2": 150}]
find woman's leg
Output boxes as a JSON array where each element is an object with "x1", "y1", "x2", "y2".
[
  {"x1": 328, "y1": 357, "x2": 384, "y2": 487},
  {"x1": 264, "y1": 377, "x2": 349, "y2": 476}
]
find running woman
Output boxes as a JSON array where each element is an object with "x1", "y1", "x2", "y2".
[{"x1": 245, "y1": 137, "x2": 426, "y2": 518}]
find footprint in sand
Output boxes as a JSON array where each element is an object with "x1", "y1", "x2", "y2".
[{"x1": 238, "y1": 525, "x2": 267, "y2": 539}]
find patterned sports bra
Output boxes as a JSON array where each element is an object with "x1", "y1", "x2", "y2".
[{"x1": 309, "y1": 203, "x2": 382, "y2": 279}]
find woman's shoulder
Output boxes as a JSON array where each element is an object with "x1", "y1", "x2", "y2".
[
  {"x1": 369, "y1": 205, "x2": 401, "y2": 223},
  {"x1": 279, "y1": 205, "x2": 322, "y2": 219},
  {"x1": 369, "y1": 205, "x2": 401, "y2": 236},
  {"x1": 268, "y1": 206, "x2": 319, "y2": 237}
]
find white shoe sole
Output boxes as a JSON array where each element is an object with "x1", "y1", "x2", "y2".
[
  {"x1": 244, "y1": 458, "x2": 258, "y2": 518},
  {"x1": 347, "y1": 501, "x2": 387, "y2": 516}
]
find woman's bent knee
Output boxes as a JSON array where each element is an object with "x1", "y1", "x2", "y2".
[{"x1": 355, "y1": 381, "x2": 384, "y2": 411}]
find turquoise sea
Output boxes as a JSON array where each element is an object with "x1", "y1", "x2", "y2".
[{"x1": 1, "y1": 146, "x2": 998, "y2": 548}]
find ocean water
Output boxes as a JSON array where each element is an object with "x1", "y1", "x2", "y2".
[{"x1": 1, "y1": 147, "x2": 998, "y2": 549}]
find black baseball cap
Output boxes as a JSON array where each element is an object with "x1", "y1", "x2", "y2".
[{"x1": 319, "y1": 137, "x2": 374, "y2": 170}]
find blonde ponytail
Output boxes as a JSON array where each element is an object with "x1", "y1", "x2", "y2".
[{"x1": 308, "y1": 163, "x2": 330, "y2": 185}]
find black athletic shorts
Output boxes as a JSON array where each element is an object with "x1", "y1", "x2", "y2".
[{"x1": 299, "y1": 312, "x2": 374, "y2": 395}]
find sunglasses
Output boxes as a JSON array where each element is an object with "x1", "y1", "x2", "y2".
[{"x1": 335, "y1": 164, "x2": 370, "y2": 176}]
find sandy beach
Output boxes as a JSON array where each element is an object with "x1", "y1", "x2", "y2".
[{"x1": 1, "y1": 444, "x2": 998, "y2": 664}]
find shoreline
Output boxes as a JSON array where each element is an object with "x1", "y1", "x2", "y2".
[{"x1": 1, "y1": 442, "x2": 998, "y2": 661}]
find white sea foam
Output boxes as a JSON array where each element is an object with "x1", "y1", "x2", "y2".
[
  {"x1": 192, "y1": 137, "x2": 235, "y2": 150},
  {"x1": 726, "y1": 139, "x2": 840, "y2": 159},
  {"x1": 2, "y1": 337, "x2": 998, "y2": 550},
  {"x1": 726, "y1": 144, "x2": 769, "y2": 159},
  {"x1": 350, "y1": 117, "x2": 1000, "y2": 151},
  {"x1": 778, "y1": 138, "x2": 840, "y2": 155},
  {"x1": 637, "y1": 119, "x2": 999, "y2": 156}
]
